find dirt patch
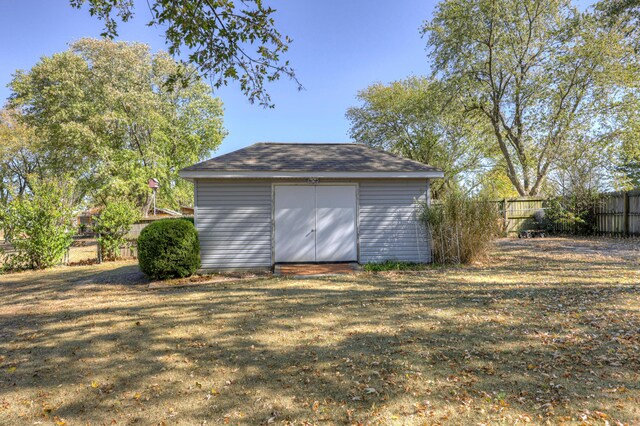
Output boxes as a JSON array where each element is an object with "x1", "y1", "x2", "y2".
[{"x1": 148, "y1": 271, "x2": 271, "y2": 289}]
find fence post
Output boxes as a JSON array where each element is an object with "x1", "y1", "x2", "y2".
[
  {"x1": 97, "y1": 234, "x2": 102, "y2": 264},
  {"x1": 503, "y1": 198, "x2": 509, "y2": 237},
  {"x1": 623, "y1": 191, "x2": 630, "y2": 237}
]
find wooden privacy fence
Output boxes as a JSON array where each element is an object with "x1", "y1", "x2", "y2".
[
  {"x1": 127, "y1": 218, "x2": 160, "y2": 239},
  {"x1": 595, "y1": 190, "x2": 640, "y2": 236},
  {"x1": 494, "y1": 198, "x2": 545, "y2": 236},
  {"x1": 96, "y1": 239, "x2": 137, "y2": 263},
  {"x1": 493, "y1": 190, "x2": 640, "y2": 236},
  {"x1": 126, "y1": 215, "x2": 194, "y2": 238}
]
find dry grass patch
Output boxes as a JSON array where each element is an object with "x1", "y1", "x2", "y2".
[{"x1": 0, "y1": 238, "x2": 639, "y2": 425}]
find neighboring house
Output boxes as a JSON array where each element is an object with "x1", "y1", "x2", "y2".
[
  {"x1": 180, "y1": 206, "x2": 194, "y2": 216},
  {"x1": 78, "y1": 206, "x2": 183, "y2": 237},
  {"x1": 78, "y1": 206, "x2": 182, "y2": 225},
  {"x1": 76, "y1": 207, "x2": 102, "y2": 227},
  {"x1": 129, "y1": 208, "x2": 184, "y2": 238},
  {"x1": 180, "y1": 206, "x2": 195, "y2": 216},
  {"x1": 144, "y1": 207, "x2": 182, "y2": 219},
  {"x1": 179, "y1": 143, "x2": 444, "y2": 271}
]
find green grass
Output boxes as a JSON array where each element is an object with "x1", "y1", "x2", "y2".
[{"x1": 363, "y1": 260, "x2": 430, "y2": 272}]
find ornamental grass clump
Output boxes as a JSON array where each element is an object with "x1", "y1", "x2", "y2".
[{"x1": 420, "y1": 193, "x2": 501, "y2": 264}]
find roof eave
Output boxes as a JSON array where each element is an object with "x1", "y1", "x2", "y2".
[{"x1": 179, "y1": 170, "x2": 445, "y2": 179}]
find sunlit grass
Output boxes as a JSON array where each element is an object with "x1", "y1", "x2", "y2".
[{"x1": 0, "y1": 238, "x2": 638, "y2": 425}]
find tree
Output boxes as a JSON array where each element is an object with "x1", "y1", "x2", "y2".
[
  {"x1": 423, "y1": 0, "x2": 640, "y2": 196},
  {"x1": 597, "y1": 0, "x2": 640, "y2": 24},
  {"x1": 346, "y1": 77, "x2": 495, "y2": 195},
  {"x1": 3, "y1": 180, "x2": 74, "y2": 270},
  {"x1": 548, "y1": 137, "x2": 618, "y2": 196},
  {"x1": 0, "y1": 109, "x2": 44, "y2": 204},
  {"x1": 475, "y1": 164, "x2": 521, "y2": 199},
  {"x1": 617, "y1": 132, "x2": 640, "y2": 189},
  {"x1": 69, "y1": 0, "x2": 301, "y2": 107},
  {"x1": 8, "y1": 38, "x2": 226, "y2": 214},
  {"x1": 618, "y1": 158, "x2": 640, "y2": 188},
  {"x1": 93, "y1": 200, "x2": 140, "y2": 260}
]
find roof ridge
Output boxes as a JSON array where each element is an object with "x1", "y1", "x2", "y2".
[
  {"x1": 180, "y1": 142, "x2": 444, "y2": 174},
  {"x1": 255, "y1": 142, "x2": 363, "y2": 145}
]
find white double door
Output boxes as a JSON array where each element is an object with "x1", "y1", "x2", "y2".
[{"x1": 274, "y1": 185, "x2": 357, "y2": 263}]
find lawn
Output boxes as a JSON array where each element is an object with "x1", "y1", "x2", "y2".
[{"x1": 0, "y1": 238, "x2": 639, "y2": 425}]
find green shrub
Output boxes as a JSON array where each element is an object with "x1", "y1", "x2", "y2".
[
  {"x1": 541, "y1": 195, "x2": 598, "y2": 235},
  {"x1": 93, "y1": 200, "x2": 140, "y2": 260},
  {"x1": 364, "y1": 261, "x2": 427, "y2": 272},
  {"x1": 420, "y1": 193, "x2": 501, "y2": 264},
  {"x1": 3, "y1": 182, "x2": 74, "y2": 270},
  {"x1": 137, "y1": 219, "x2": 200, "y2": 279}
]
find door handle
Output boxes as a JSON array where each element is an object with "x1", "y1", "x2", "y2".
[{"x1": 305, "y1": 229, "x2": 315, "y2": 237}]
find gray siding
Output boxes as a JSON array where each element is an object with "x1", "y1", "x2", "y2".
[
  {"x1": 195, "y1": 180, "x2": 272, "y2": 270},
  {"x1": 194, "y1": 178, "x2": 432, "y2": 269},
  {"x1": 358, "y1": 180, "x2": 431, "y2": 263}
]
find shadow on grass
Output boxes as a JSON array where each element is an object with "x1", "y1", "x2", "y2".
[{"x1": 0, "y1": 239, "x2": 639, "y2": 424}]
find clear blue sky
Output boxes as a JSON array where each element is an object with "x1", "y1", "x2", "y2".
[
  {"x1": 0, "y1": 1, "x2": 595, "y2": 156},
  {"x1": 0, "y1": 0, "x2": 437, "y2": 156}
]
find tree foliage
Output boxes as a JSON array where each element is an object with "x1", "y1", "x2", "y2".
[
  {"x1": 548, "y1": 139, "x2": 618, "y2": 196},
  {"x1": 475, "y1": 164, "x2": 521, "y2": 199},
  {"x1": 69, "y1": 0, "x2": 300, "y2": 107},
  {"x1": 617, "y1": 145, "x2": 640, "y2": 188},
  {"x1": 597, "y1": 0, "x2": 640, "y2": 26},
  {"x1": 346, "y1": 77, "x2": 495, "y2": 195},
  {"x1": 423, "y1": 0, "x2": 640, "y2": 196},
  {"x1": 614, "y1": 99, "x2": 640, "y2": 189},
  {"x1": 0, "y1": 109, "x2": 43, "y2": 204},
  {"x1": 8, "y1": 38, "x2": 226, "y2": 213},
  {"x1": 2, "y1": 181, "x2": 74, "y2": 270},
  {"x1": 93, "y1": 200, "x2": 140, "y2": 260}
]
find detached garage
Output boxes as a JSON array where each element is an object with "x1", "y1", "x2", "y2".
[{"x1": 179, "y1": 143, "x2": 444, "y2": 271}]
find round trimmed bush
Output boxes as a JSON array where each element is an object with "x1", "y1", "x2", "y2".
[
  {"x1": 181, "y1": 216, "x2": 195, "y2": 224},
  {"x1": 138, "y1": 219, "x2": 200, "y2": 279}
]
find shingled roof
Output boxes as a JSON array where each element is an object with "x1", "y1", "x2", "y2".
[{"x1": 180, "y1": 143, "x2": 443, "y2": 178}]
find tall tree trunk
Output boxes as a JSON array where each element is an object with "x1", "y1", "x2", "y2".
[
  {"x1": 488, "y1": 114, "x2": 527, "y2": 197},
  {"x1": 142, "y1": 192, "x2": 153, "y2": 217}
]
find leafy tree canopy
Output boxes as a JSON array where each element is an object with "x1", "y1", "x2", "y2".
[
  {"x1": 69, "y1": 0, "x2": 301, "y2": 107},
  {"x1": 0, "y1": 109, "x2": 44, "y2": 203},
  {"x1": 346, "y1": 77, "x2": 496, "y2": 196},
  {"x1": 597, "y1": 0, "x2": 640, "y2": 24},
  {"x1": 8, "y1": 38, "x2": 226, "y2": 214},
  {"x1": 617, "y1": 131, "x2": 640, "y2": 189},
  {"x1": 3, "y1": 180, "x2": 75, "y2": 270},
  {"x1": 423, "y1": 0, "x2": 640, "y2": 196},
  {"x1": 93, "y1": 200, "x2": 140, "y2": 259}
]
